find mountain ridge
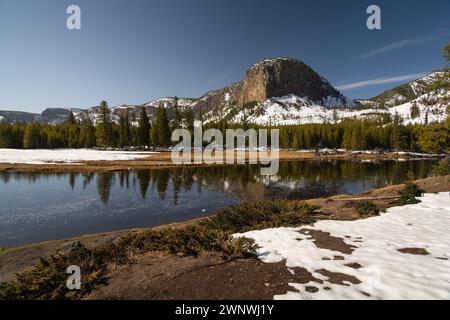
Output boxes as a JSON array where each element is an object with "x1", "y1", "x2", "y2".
[{"x1": 0, "y1": 60, "x2": 448, "y2": 126}]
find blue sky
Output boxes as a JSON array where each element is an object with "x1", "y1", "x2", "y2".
[{"x1": 0, "y1": 0, "x2": 449, "y2": 112}]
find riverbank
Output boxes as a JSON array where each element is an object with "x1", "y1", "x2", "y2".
[
  {"x1": 0, "y1": 149, "x2": 445, "y2": 172},
  {"x1": 1, "y1": 175, "x2": 449, "y2": 299}
]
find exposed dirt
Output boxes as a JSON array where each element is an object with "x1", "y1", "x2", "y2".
[
  {"x1": 86, "y1": 252, "x2": 322, "y2": 300},
  {"x1": 316, "y1": 269, "x2": 361, "y2": 286},
  {"x1": 298, "y1": 229, "x2": 356, "y2": 254},
  {"x1": 345, "y1": 263, "x2": 363, "y2": 269},
  {"x1": 397, "y1": 248, "x2": 430, "y2": 255}
]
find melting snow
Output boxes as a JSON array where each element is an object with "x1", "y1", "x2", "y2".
[
  {"x1": 0, "y1": 149, "x2": 156, "y2": 164},
  {"x1": 237, "y1": 193, "x2": 450, "y2": 299}
]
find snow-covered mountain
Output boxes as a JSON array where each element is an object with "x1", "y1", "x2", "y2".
[
  {"x1": 212, "y1": 88, "x2": 448, "y2": 126},
  {"x1": 207, "y1": 69, "x2": 448, "y2": 126},
  {"x1": 0, "y1": 60, "x2": 448, "y2": 126},
  {"x1": 359, "y1": 71, "x2": 447, "y2": 108}
]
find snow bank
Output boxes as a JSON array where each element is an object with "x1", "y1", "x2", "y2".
[
  {"x1": 238, "y1": 193, "x2": 450, "y2": 299},
  {"x1": 0, "y1": 149, "x2": 157, "y2": 164}
]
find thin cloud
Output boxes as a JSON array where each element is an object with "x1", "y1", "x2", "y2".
[
  {"x1": 360, "y1": 31, "x2": 448, "y2": 59},
  {"x1": 336, "y1": 72, "x2": 428, "y2": 91}
]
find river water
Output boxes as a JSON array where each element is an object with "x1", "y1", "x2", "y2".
[{"x1": 0, "y1": 160, "x2": 438, "y2": 246}]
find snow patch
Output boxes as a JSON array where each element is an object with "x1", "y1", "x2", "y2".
[
  {"x1": 237, "y1": 193, "x2": 450, "y2": 299},
  {"x1": 0, "y1": 149, "x2": 157, "y2": 164}
]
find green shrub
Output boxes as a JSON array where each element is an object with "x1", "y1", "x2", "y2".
[
  {"x1": 354, "y1": 200, "x2": 380, "y2": 216},
  {"x1": 201, "y1": 200, "x2": 317, "y2": 233},
  {"x1": 397, "y1": 182, "x2": 424, "y2": 205},
  {"x1": 223, "y1": 237, "x2": 259, "y2": 259},
  {"x1": 121, "y1": 225, "x2": 232, "y2": 257},
  {"x1": 0, "y1": 244, "x2": 107, "y2": 300},
  {"x1": 432, "y1": 159, "x2": 450, "y2": 176}
]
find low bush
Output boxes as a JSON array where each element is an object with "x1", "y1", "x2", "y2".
[
  {"x1": 397, "y1": 182, "x2": 424, "y2": 205},
  {"x1": 121, "y1": 225, "x2": 231, "y2": 257},
  {"x1": 354, "y1": 200, "x2": 380, "y2": 217},
  {"x1": 201, "y1": 200, "x2": 318, "y2": 233},
  {"x1": 0, "y1": 244, "x2": 107, "y2": 300}
]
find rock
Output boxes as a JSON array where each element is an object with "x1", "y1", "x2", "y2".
[
  {"x1": 195, "y1": 58, "x2": 348, "y2": 116},
  {"x1": 305, "y1": 286, "x2": 319, "y2": 293},
  {"x1": 239, "y1": 58, "x2": 344, "y2": 105}
]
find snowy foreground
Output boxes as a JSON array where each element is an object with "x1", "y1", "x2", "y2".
[
  {"x1": 237, "y1": 193, "x2": 450, "y2": 299},
  {"x1": 0, "y1": 149, "x2": 156, "y2": 164}
]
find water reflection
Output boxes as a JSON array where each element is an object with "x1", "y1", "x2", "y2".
[
  {"x1": 0, "y1": 160, "x2": 438, "y2": 246},
  {"x1": 0, "y1": 160, "x2": 438, "y2": 205}
]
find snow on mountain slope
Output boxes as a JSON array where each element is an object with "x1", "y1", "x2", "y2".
[
  {"x1": 204, "y1": 84, "x2": 449, "y2": 126},
  {"x1": 143, "y1": 97, "x2": 197, "y2": 109},
  {"x1": 389, "y1": 89, "x2": 449, "y2": 125},
  {"x1": 365, "y1": 71, "x2": 447, "y2": 108},
  {"x1": 78, "y1": 97, "x2": 197, "y2": 125}
]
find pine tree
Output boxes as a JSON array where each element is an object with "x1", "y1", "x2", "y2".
[
  {"x1": 68, "y1": 124, "x2": 79, "y2": 148},
  {"x1": 342, "y1": 127, "x2": 352, "y2": 150},
  {"x1": 172, "y1": 96, "x2": 182, "y2": 130},
  {"x1": 79, "y1": 114, "x2": 96, "y2": 148},
  {"x1": 332, "y1": 108, "x2": 339, "y2": 124},
  {"x1": 96, "y1": 101, "x2": 113, "y2": 148},
  {"x1": 410, "y1": 102, "x2": 420, "y2": 119},
  {"x1": 184, "y1": 108, "x2": 195, "y2": 135},
  {"x1": 417, "y1": 123, "x2": 448, "y2": 153},
  {"x1": 197, "y1": 105, "x2": 203, "y2": 123},
  {"x1": 150, "y1": 120, "x2": 159, "y2": 149},
  {"x1": 156, "y1": 104, "x2": 171, "y2": 148},
  {"x1": 391, "y1": 112, "x2": 402, "y2": 151},
  {"x1": 65, "y1": 111, "x2": 76, "y2": 126},
  {"x1": 137, "y1": 107, "x2": 150, "y2": 149},
  {"x1": 444, "y1": 43, "x2": 450, "y2": 62},
  {"x1": 0, "y1": 124, "x2": 13, "y2": 148},
  {"x1": 23, "y1": 123, "x2": 43, "y2": 149},
  {"x1": 119, "y1": 111, "x2": 131, "y2": 148}
]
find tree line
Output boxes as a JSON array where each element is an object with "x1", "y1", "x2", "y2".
[
  {"x1": 274, "y1": 116, "x2": 450, "y2": 153},
  {"x1": 0, "y1": 99, "x2": 191, "y2": 150},
  {"x1": 1, "y1": 107, "x2": 449, "y2": 153}
]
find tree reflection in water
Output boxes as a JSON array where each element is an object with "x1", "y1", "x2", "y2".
[{"x1": 0, "y1": 160, "x2": 438, "y2": 205}]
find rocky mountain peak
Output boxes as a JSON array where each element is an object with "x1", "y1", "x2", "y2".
[
  {"x1": 239, "y1": 57, "x2": 346, "y2": 106},
  {"x1": 195, "y1": 58, "x2": 350, "y2": 117}
]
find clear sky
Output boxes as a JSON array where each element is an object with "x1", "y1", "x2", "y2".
[{"x1": 0, "y1": 0, "x2": 449, "y2": 112}]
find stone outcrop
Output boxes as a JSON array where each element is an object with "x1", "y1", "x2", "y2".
[{"x1": 194, "y1": 58, "x2": 347, "y2": 114}]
